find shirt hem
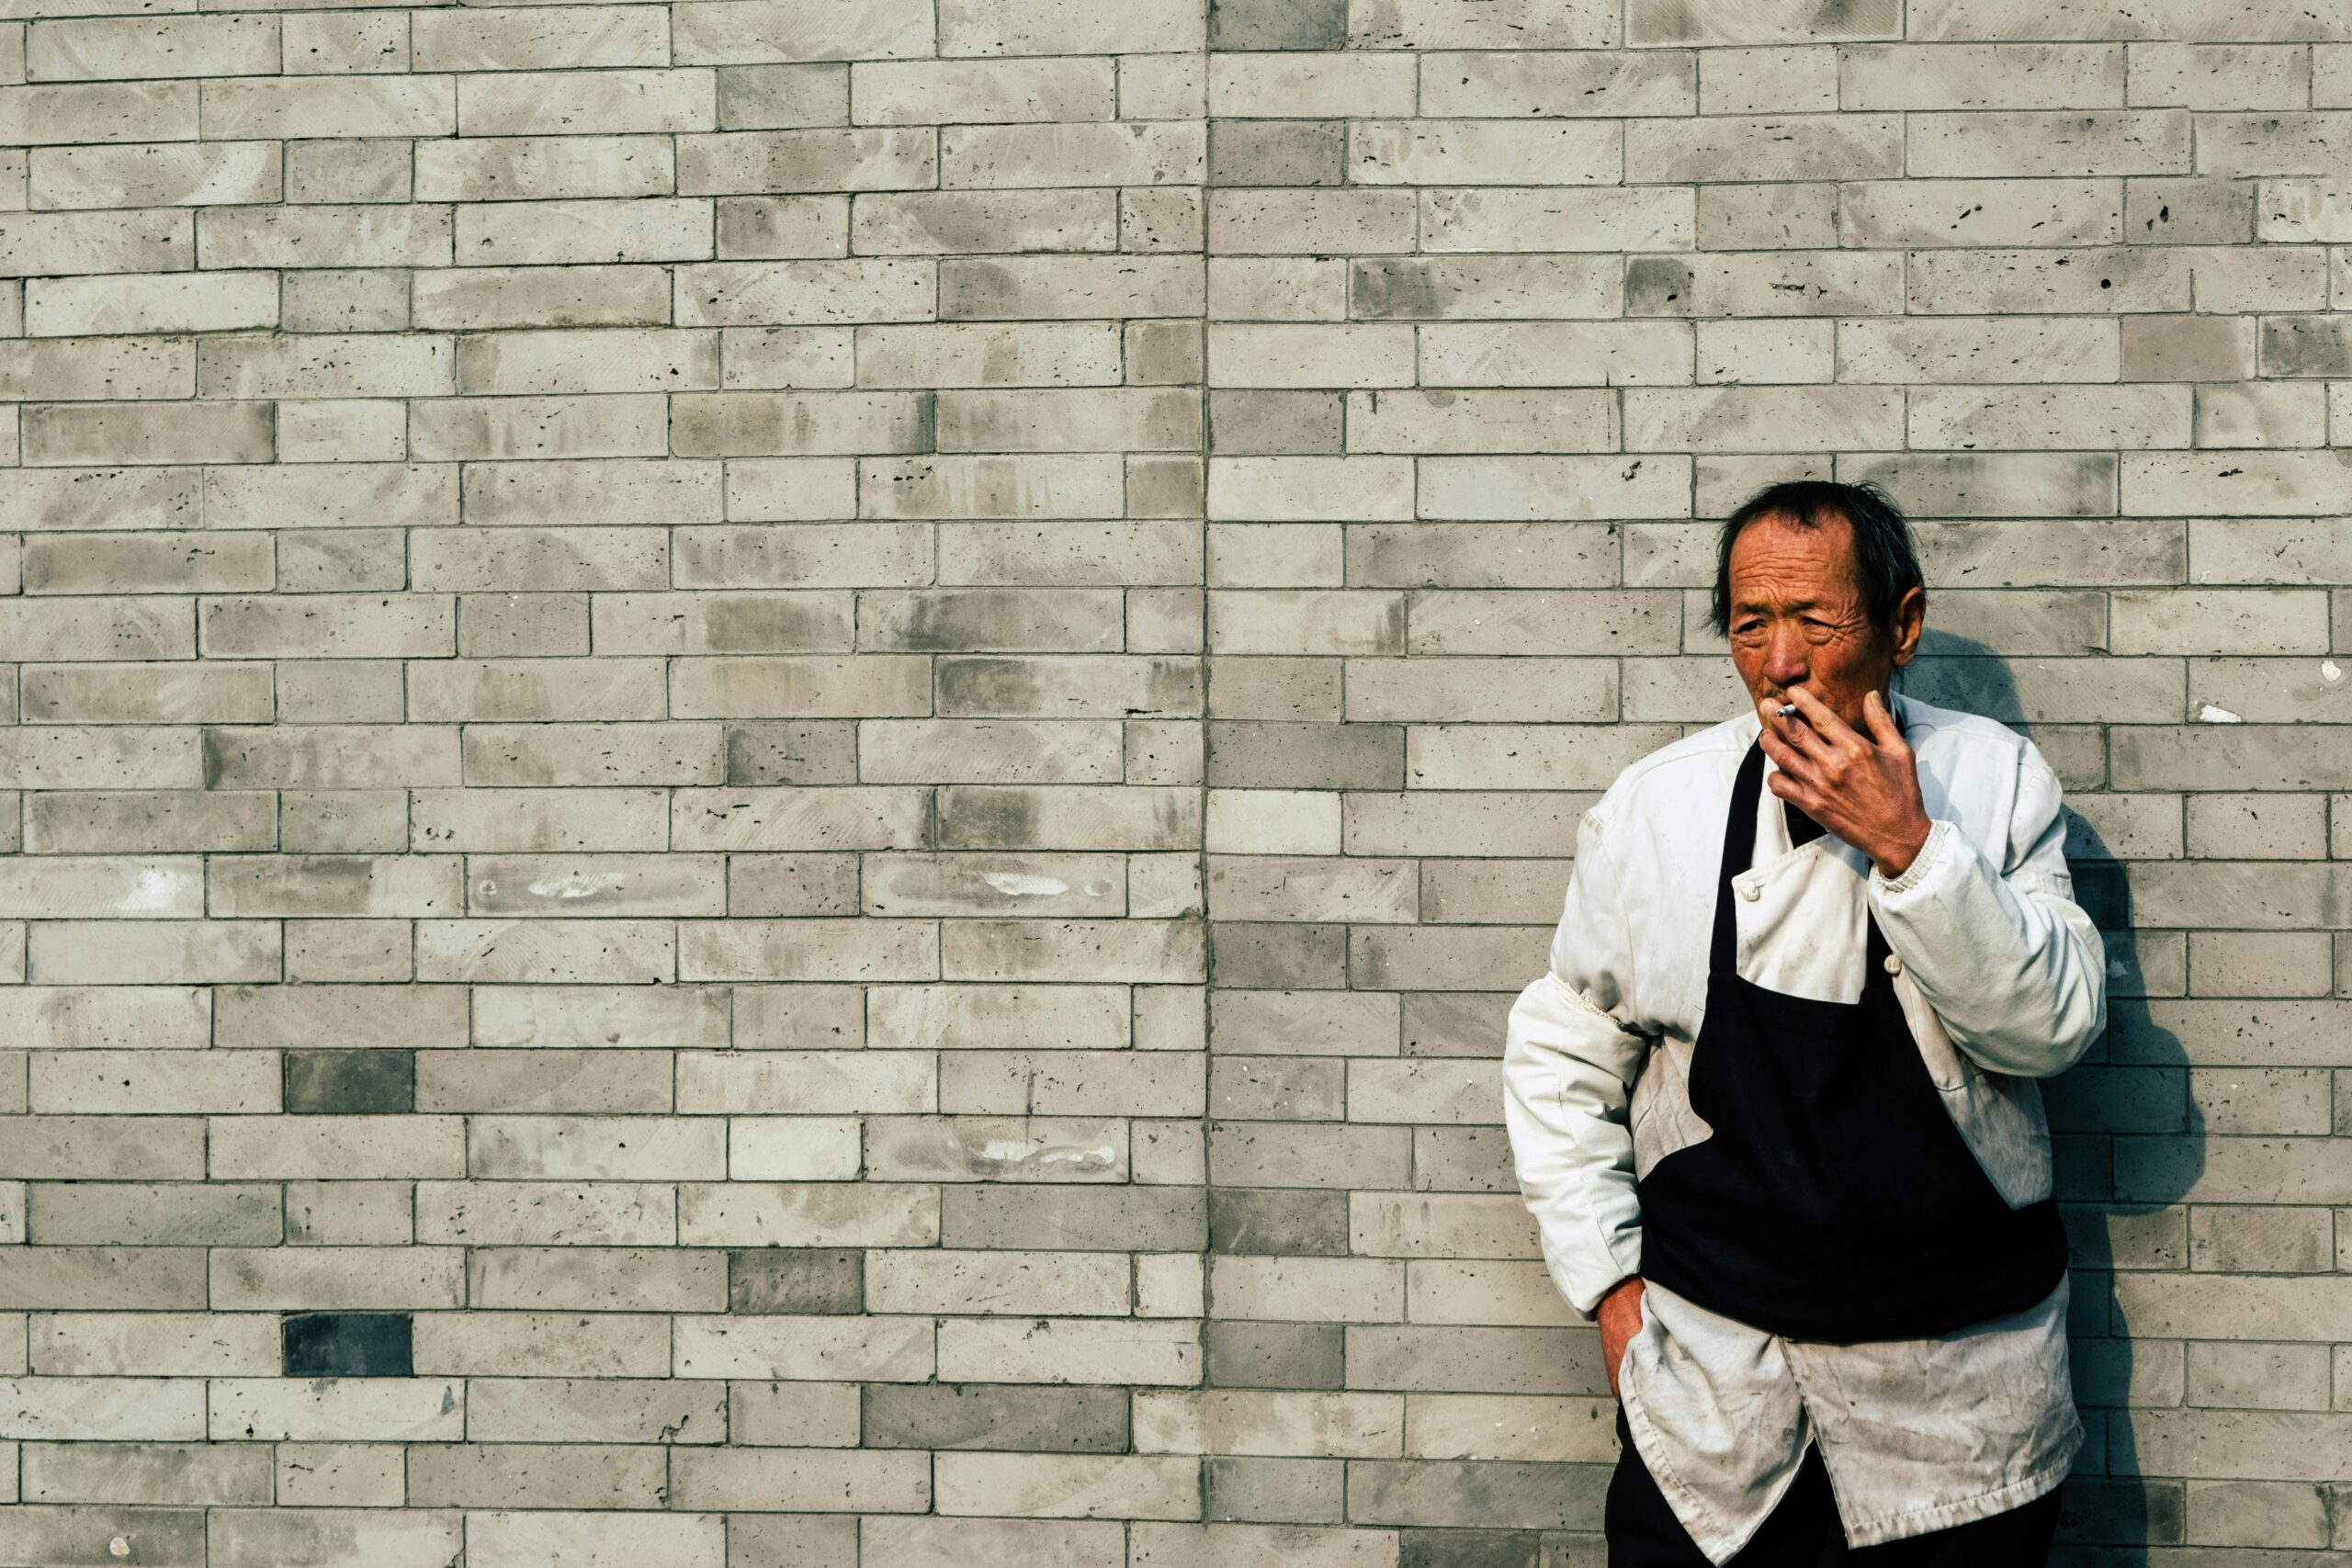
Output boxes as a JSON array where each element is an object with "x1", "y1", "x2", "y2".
[
  {"x1": 1834, "y1": 1416, "x2": 2083, "y2": 1548},
  {"x1": 1617, "y1": 1380, "x2": 1807, "y2": 1567}
]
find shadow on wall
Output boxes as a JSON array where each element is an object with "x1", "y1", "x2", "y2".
[{"x1": 1903, "y1": 632, "x2": 2203, "y2": 1555}]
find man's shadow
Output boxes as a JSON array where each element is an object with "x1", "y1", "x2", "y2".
[{"x1": 1902, "y1": 631, "x2": 2202, "y2": 1557}]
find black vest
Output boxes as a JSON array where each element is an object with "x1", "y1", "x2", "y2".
[{"x1": 1634, "y1": 736, "x2": 2068, "y2": 1343}]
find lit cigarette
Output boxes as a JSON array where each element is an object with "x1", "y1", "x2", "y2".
[{"x1": 1775, "y1": 703, "x2": 1797, "y2": 717}]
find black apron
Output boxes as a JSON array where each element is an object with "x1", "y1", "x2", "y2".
[{"x1": 1634, "y1": 736, "x2": 2068, "y2": 1344}]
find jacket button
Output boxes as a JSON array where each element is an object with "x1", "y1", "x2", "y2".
[
  {"x1": 1883, "y1": 953, "x2": 1903, "y2": 974},
  {"x1": 1737, "y1": 882, "x2": 1759, "y2": 900}
]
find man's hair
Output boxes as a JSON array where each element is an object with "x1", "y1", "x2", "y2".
[{"x1": 1706, "y1": 479, "x2": 1925, "y2": 641}]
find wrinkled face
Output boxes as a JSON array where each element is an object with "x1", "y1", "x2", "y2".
[{"x1": 1725, "y1": 511, "x2": 1923, "y2": 734}]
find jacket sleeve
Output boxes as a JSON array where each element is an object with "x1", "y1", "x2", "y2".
[
  {"x1": 1867, "y1": 739, "x2": 2107, "y2": 1079},
  {"x1": 1501, "y1": 801, "x2": 1654, "y2": 1321}
]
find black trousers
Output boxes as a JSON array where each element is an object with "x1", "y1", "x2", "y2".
[{"x1": 1606, "y1": 1409, "x2": 2063, "y2": 1567}]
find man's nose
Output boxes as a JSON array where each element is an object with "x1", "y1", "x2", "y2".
[{"x1": 1762, "y1": 637, "x2": 1809, "y2": 689}]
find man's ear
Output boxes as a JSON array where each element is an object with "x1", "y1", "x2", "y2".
[{"x1": 1882, "y1": 585, "x2": 1918, "y2": 667}]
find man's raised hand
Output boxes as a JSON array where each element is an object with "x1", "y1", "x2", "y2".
[{"x1": 1759, "y1": 687, "x2": 1932, "y2": 880}]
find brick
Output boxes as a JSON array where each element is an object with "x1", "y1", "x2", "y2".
[
  {"x1": 414, "y1": 265, "x2": 673, "y2": 330},
  {"x1": 198, "y1": 334, "x2": 454, "y2": 400},
  {"x1": 1906, "y1": 246, "x2": 2190, "y2": 312},
  {"x1": 414, "y1": 135, "x2": 676, "y2": 203},
  {"x1": 1838, "y1": 178, "x2": 2122, "y2": 247},
  {"x1": 1906, "y1": 386, "x2": 2192, "y2": 449},
  {"x1": 468, "y1": 1513, "x2": 721, "y2": 1567},
  {"x1": 209, "y1": 1510, "x2": 462, "y2": 1565},
  {"x1": 458, "y1": 68, "x2": 714, "y2": 136},
  {"x1": 1630, "y1": 0, "x2": 1896, "y2": 44},
  {"x1": 411, "y1": 7, "x2": 668, "y2": 72},
  {"x1": 0, "y1": 1390, "x2": 204, "y2": 1440},
  {"x1": 1423, "y1": 187, "x2": 1694, "y2": 252},
  {"x1": 201, "y1": 76, "x2": 453, "y2": 139},
  {"x1": 198, "y1": 204, "x2": 451, "y2": 268},
  {"x1": 454, "y1": 198, "x2": 714, "y2": 266},
  {"x1": 282, "y1": 1053, "x2": 416, "y2": 1114},
  {"x1": 859, "y1": 189, "x2": 1117, "y2": 255},
  {"x1": 940, "y1": 0, "x2": 1201, "y2": 57},
  {"x1": 939, "y1": 255, "x2": 1204, "y2": 321},
  {"x1": 283, "y1": 141, "x2": 412, "y2": 203},
  {"x1": 854, "y1": 58, "x2": 1113, "y2": 124},
  {"x1": 18, "y1": 1443, "x2": 272, "y2": 1504},
  {"x1": 412, "y1": 1184, "x2": 673, "y2": 1241},
  {"x1": 207, "y1": 1378, "x2": 460, "y2": 1438},
  {"x1": 251, "y1": 274, "x2": 387, "y2": 336},
  {"x1": 459, "y1": 1382, "x2": 721, "y2": 1446},
  {"x1": 281, "y1": 13, "x2": 411, "y2": 75},
  {"x1": 29, "y1": 16, "x2": 277, "y2": 80},
  {"x1": 672, "y1": 0, "x2": 930, "y2": 64},
  {"x1": 676, "y1": 258, "x2": 933, "y2": 325},
  {"x1": 1420, "y1": 51, "x2": 1691, "y2": 118},
  {"x1": 29, "y1": 142, "x2": 279, "y2": 209},
  {"x1": 31, "y1": 1048, "x2": 275, "y2": 1116},
  {"x1": 717, "y1": 62, "x2": 850, "y2": 130},
  {"x1": 461, "y1": 1249, "x2": 724, "y2": 1314},
  {"x1": 0, "y1": 83, "x2": 197, "y2": 144},
  {"x1": 417, "y1": 1051, "x2": 675, "y2": 1115}
]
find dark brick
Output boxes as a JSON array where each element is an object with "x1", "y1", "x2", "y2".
[
  {"x1": 2260, "y1": 316, "x2": 2352, "y2": 378},
  {"x1": 1209, "y1": 922, "x2": 1347, "y2": 989},
  {"x1": 1211, "y1": 1188, "x2": 1350, "y2": 1255},
  {"x1": 1209, "y1": 120, "x2": 1344, "y2": 186},
  {"x1": 1209, "y1": 0, "x2": 1346, "y2": 50},
  {"x1": 713, "y1": 62, "x2": 848, "y2": 131},
  {"x1": 1208, "y1": 389, "x2": 1344, "y2": 456},
  {"x1": 282, "y1": 1313, "x2": 412, "y2": 1376},
  {"x1": 1351, "y1": 1459, "x2": 1608, "y2": 1531},
  {"x1": 725, "y1": 720, "x2": 856, "y2": 784},
  {"x1": 1207, "y1": 720, "x2": 1403, "y2": 789},
  {"x1": 1206, "y1": 1454, "x2": 1344, "y2": 1522},
  {"x1": 729, "y1": 1248, "x2": 862, "y2": 1314},
  {"x1": 283, "y1": 1049, "x2": 413, "y2": 1114},
  {"x1": 1401, "y1": 1528, "x2": 1541, "y2": 1568},
  {"x1": 863, "y1": 1382, "x2": 1128, "y2": 1451},
  {"x1": 1624, "y1": 255, "x2": 1696, "y2": 316},
  {"x1": 1204, "y1": 1320, "x2": 1342, "y2": 1389},
  {"x1": 940, "y1": 1186, "x2": 1207, "y2": 1252}
]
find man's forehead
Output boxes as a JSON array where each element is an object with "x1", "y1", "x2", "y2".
[{"x1": 1728, "y1": 514, "x2": 1860, "y2": 604}]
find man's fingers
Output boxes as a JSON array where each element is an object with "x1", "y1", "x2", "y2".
[
  {"x1": 1864, "y1": 689, "x2": 1909, "y2": 754},
  {"x1": 1763, "y1": 761, "x2": 1816, "y2": 815},
  {"x1": 1775, "y1": 692, "x2": 1850, "y2": 765},
  {"x1": 1759, "y1": 733, "x2": 1815, "y2": 798},
  {"x1": 1785, "y1": 684, "x2": 1856, "y2": 746},
  {"x1": 1767, "y1": 704, "x2": 1827, "y2": 763}
]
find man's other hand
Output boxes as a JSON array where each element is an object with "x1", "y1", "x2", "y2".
[{"x1": 1599, "y1": 1274, "x2": 1645, "y2": 1399}]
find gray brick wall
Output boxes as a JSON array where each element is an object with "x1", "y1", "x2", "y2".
[{"x1": 0, "y1": 0, "x2": 2344, "y2": 1560}]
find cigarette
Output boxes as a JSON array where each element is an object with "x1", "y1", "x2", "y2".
[{"x1": 1775, "y1": 703, "x2": 1797, "y2": 717}]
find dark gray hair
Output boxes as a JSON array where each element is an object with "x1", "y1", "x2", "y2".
[{"x1": 1705, "y1": 479, "x2": 1924, "y2": 642}]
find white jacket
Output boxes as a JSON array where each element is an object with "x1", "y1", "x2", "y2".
[{"x1": 1501, "y1": 689, "x2": 2108, "y2": 1321}]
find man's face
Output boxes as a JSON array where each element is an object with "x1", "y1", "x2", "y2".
[{"x1": 1725, "y1": 511, "x2": 1922, "y2": 733}]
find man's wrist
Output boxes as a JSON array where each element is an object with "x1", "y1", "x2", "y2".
[{"x1": 1872, "y1": 815, "x2": 1934, "y2": 881}]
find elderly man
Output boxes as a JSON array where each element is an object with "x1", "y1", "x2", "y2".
[{"x1": 1502, "y1": 480, "x2": 2107, "y2": 1566}]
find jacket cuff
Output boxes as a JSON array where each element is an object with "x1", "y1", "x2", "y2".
[{"x1": 1871, "y1": 816, "x2": 1957, "y2": 899}]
